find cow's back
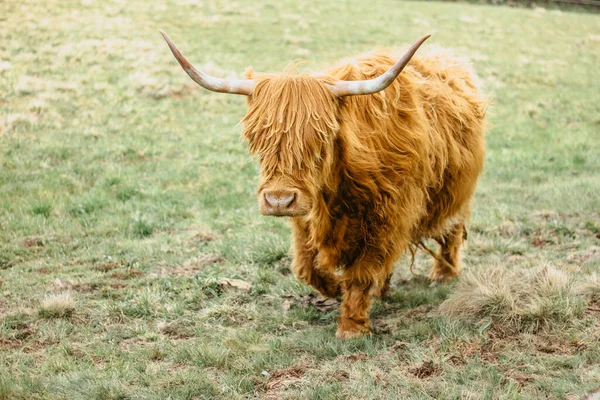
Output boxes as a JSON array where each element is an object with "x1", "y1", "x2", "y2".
[{"x1": 326, "y1": 46, "x2": 486, "y2": 240}]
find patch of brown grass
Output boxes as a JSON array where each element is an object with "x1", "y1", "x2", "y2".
[
  {"x1": 440, "y1": 265, "x2": 590, "y2": 332},
  {"x1": 38, "y1": 293, "x2": 76, "y2": 319}
]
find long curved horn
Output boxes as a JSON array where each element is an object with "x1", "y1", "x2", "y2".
[
  {"x1": 159, "y1": 30, "x2": 255, "y2": 95},
  {"x1": 329, "y1": 34, "x2": 431, "y2": 97}
]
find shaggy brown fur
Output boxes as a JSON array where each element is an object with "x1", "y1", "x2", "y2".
[{"x1": 241, "y1": 45, "x2": 486, "y2": 339}]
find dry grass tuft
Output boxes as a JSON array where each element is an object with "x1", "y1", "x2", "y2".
[
  {"x1": 38, "y1": 293, "x2": 76, "y2": 319},
  {"x1": 575, "y1": 272, "x2": 600, "y2": 301},
  {"x1": 440, "y1": 265, "x2": 589, "y2": 332}
]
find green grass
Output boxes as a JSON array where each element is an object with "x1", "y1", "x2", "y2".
[{"x1": 1, "y1": 0, "x2": 599, "y2": 398}]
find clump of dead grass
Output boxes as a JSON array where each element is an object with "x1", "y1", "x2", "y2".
[
  {"x1": 575, "y1": 272, "x2": 600, "y2": 302},
  {"x1": 38, "y1": 293, "x2": 76, "y2": 319},
  {"x1": 440, "y1": 265, "x2": 591, "y2": 332}
]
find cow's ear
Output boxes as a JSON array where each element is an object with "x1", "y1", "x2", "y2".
[{"x1": 244, "y1": 66, "x2": 255, "y2": 79}]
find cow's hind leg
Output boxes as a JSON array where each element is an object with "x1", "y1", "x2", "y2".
[
  {"x1": 429, "y1": 223, "x2": 465, "y2": 282},
  {"x1": 379, "y1": 273, "x2": 393, "y2": 298}
]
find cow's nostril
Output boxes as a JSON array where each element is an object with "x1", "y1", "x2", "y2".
[
  {"x1": 264, "y1": 192, "x2": 296, "y2": 209},
  {"x1": 280, "y1": 193, "x2": 295, "y2": 208},
  {"x1": 264, "y1": 193, "x2": 275, "y2": 207}
]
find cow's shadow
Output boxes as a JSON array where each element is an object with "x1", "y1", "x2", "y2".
[
  {"x1": 368, "y1": 276, "x2": 455, "y2": 334},
  {"x1": 292, "y1": 274, "x2": 454, "y2": 334}
]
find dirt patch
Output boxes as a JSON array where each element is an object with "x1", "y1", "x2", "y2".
[
  {"x1": 110, "y1": 269, "x2": 145, "y2": 280},
  {"x1": 273, "y1": 255, "x2": 293, "y2": 275},
  {"x1": 404, "y1": 304, "x2": 435, "y2": 319},
  {"x1": 451, "y1": 337, "x2": 501, "y2": 365},
  {"x1": 21, "y1": 236, "x2": 47, "y2": 248},
  {"x1": 167, "y1": 224, "x2": 219, "y2": 244},
  {"x1": 265, "y1": 365, "x2": 305, "y2": 396},
  {"x1": 531, "y1": 235, "x2": 557, "y2": 247},
  {"x1": 448, "y1": 328, "x2": 591, "y2": 373},
  {"x1": 371, "y1": 318, "x2": 392, "y2": 334},
  {"x1": 505, "y1": 370, "x2": 534, "y2": 387},
  {"x1": 409, "y1": 360, "x2": 440, "y2": 379},
  {"x1": 283, "y1": 293, "x2": 339, "y2": 313},
  {"x1": 64, "y1": 345, "x2": 107, "y2": 365},
  {"x1": 158, "y1": 321, "x2": 195, "y2": 339},
  {"x1": 392, "y1": 341, "x2": 409, "y2": 351},
  {"x1": 0, "y1": 256, "x2": 17, "y2": 270},
  {"x1": 0, "y1": 322, "x2": 35, "y2": 351},
  {"x1": 70, "y1": 283, "x2": 96, "y2": 293},
  {"x1": 109, "y1": 282, "x2": 128, "y2": 289},
  {"x1": 0, "y1": 337, "x2": 50, "y2": 356},
  {"x1": 0, "y1": 337, "x2": 23, "y2": 350},
  {"x1": 22, "y1": 339, "x2": 56, "y2": 354},
  {"x1": 190, "y1": 231, "x2": 217, "y2": 245},
  {"x1": 95, "y1": 261, "x2": 120, "y2": 273},
  {"x1": 534, "y1": 335, "x2": 588, "y2": 355}
]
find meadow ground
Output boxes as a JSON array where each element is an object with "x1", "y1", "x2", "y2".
[{"x1": 1, "y1": 0, "x2": 600, "y2": 399}]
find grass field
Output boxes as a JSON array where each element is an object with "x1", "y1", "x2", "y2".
[{"x1": 1, "y1": 0, "x2": 600, "y2": 399}]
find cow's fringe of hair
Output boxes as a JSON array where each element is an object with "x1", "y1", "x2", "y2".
[{"x1": 241, "y1": 73, "x2": 339, "y2": 185}]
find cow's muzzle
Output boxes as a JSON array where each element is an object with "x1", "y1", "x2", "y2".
[{"x1": 259, "y1": 189, "x2": 300, "y2": 217}]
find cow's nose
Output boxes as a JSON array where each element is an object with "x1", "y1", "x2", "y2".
[{"x1": 264, "y1": 191, "x2": 295, "y2": 209}]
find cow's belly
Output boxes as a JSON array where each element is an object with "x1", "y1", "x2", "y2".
[{"x1": 418, "y1": 159, "x2": 483, "y2": 239}]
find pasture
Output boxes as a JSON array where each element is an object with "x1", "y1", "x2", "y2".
[{"x1": 1, "y1": 0, "x2": 599, "y2": 398}]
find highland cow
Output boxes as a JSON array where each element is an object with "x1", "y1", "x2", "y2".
[{"x1": 161, "y1": 31, "x2": 486, "y2": 339}]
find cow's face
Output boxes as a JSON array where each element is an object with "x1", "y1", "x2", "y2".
[{"x1": 242, "y1": 74, "x2": 339, "y2": 217}]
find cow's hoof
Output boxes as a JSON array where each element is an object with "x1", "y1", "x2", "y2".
[{"x1": 336, "y1": 318, "x2": 371, "y2": 340}]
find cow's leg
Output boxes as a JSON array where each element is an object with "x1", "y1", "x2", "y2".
[
  {"x1": 291, "y1": 221, "x2": 340, "y2": 298},
  {"x1": 429, "y1": 223, "x2": 464, "y2": 281},
  {"x1": 336, "y1": 257, "x2": 393, "y2": 339},
  {"x1": 337, "y1": 278, "x2": 372, "y2": 339},
  {"x1": 379, "y1": 274, "x2": 392, "y2": 297},
  {"x1": 369, "y1": 271, "x2": 393, "y2": 298},
  {"x1": 291, "y1": 250, "x2": 340, "y2": 298}
]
